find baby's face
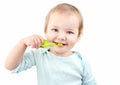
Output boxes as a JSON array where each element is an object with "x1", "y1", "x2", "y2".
[{"x1": 45, "y1": 12, "x2": 80, "y2": 56}]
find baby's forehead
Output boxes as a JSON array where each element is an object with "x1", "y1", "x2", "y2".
[{"x1": 50, "y1": 11, "x2": 80, "y2": 22}]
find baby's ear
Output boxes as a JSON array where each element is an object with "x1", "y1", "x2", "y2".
[
  {"x1": 78, "y1": 32, "x2": 83, "y2": 41},
  {"x1": 45, "y1": 33, "x2": 47, "y2": 38},
  {"x1": 77, "y1": 35, "x2": 81, "y2": 40},
  {"x1": 77, "y1": 35, "x2": 82, "y2": 42},
  {"x1": 77, "y1": 38, "x2": 80, "y2": 42}
]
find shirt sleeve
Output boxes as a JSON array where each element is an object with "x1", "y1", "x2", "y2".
[
  {"x1": 81, "y1": 57, "x2": 97, "y2": 85},
  {"x1": 12, "y1": 49, "x2": 37, "y2": 73}
]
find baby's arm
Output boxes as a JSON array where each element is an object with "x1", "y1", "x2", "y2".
[
  {"x1": 4, "y1": 34, "x2": 43, "y2": 71},
  {"x1": 81, "y1": 58, "x2": 97, "y2": 85}
]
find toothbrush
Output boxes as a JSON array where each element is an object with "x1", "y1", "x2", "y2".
[{"x1": 40, "y1": 40, "x2": 62, "y2": 48}]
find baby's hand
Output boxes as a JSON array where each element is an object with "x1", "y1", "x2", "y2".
[{"x1": 23, "y1": 34, "x2": 44, "y2": 49}]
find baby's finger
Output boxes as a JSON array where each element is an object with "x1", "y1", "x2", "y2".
[
  {"x1": 31, "y1": 39, "x2": 38, "y2": 48},
  {"x1": 36, "y1": 37, "x2": 43, "y2": 48}
]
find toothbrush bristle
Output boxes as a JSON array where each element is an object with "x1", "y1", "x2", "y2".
[{"x1": 56, "y1": 42, "x2": 62, "y2": 46}]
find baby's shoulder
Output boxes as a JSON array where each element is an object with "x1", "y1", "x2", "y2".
[{"x1": 73, "y1": 51, "x2": 88, "y2": 62}]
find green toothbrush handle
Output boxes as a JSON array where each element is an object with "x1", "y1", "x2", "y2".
[{"x1": 40, "y1": 40, "x2": 62, "y2": 48}]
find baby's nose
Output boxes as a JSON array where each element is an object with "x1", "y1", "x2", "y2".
[{"x1": 57, "y1": 33, "x2": 66, "y2": 41}]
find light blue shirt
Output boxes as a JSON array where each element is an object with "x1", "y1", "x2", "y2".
[{"x1": 12, "y1": 48, "x2": 97, "y2": 85}]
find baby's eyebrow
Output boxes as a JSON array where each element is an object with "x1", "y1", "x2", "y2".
[
  {"x1": 66, "y1": 28, "x2": 73, "y2": 30},
  {"x1": 65, "y1": 28, "x2": 74, "y2": 31},
  {"x1": 52, "y1": 25, "x2": 59, "y2": 28}
]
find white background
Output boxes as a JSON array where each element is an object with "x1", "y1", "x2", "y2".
[{"x1": 0, "y1": 0, "x2": 120, "y2": 85}]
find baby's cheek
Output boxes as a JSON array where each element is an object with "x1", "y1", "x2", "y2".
[
  {"x1": 69, "y1": 38, "x2": 78, "y2": 45},
  {"x1": 45, "y1": 34, "x2": 54, "y2": 40},
  {"x1": 69, "y1": 41, "x2": 76, "y2": 46}
]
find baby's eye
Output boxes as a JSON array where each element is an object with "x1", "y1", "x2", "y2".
[
  {"x1": 67, "y1": 31, "x2": 74, "y2": 34},
  {"x1": 52, "y1": 29, "x2": 58, "y2": 32}
]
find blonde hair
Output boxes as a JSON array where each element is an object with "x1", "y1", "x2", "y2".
[{"x1": 44, "y1": 3, "x2": 83, "y2": 37}]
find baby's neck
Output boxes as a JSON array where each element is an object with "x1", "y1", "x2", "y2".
[{"x1": 48, "y1": 49, "x2": 73, "y2": 57}]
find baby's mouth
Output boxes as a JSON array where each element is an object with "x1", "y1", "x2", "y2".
[
  {"x1": 62, "y1": 43, "x2": 67, "y2": 46},
  {"x1": 54, "y1": 42, "x2": 67, "y2": 47}
]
